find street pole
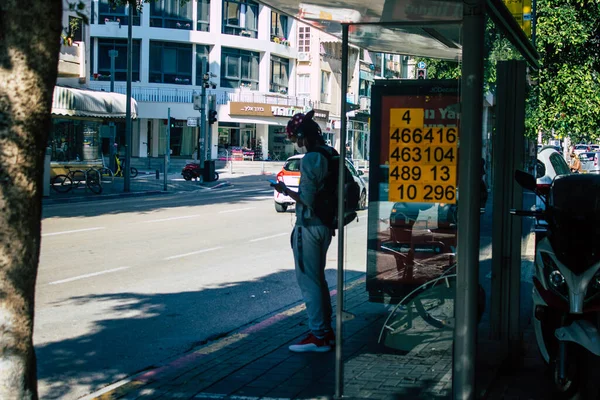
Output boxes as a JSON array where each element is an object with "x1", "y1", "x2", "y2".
[
  {"x1": 109, "y1": 50, "x2": 118, "y2": 172},
  {"x1": 199, "y1": 77, "x2": 206, "y2": 165},
  {"x1": 335, "y1": 23, "x2": 349, "y2": 400},
  {"x1": 164, "y1": 107, "x2": 171, "y2": 191},
  {"x1": 124, "y1": 1, "x2": 133, "y2": 192},
  {"x1": 207, "y1": 94, "x2": 216, "y2": 160},
  {"x1": 453, "y1": 1, "x2": 485, "y2": 399}
]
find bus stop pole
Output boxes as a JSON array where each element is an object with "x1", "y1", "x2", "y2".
[
  {"x1": 453, "y1": 1, "x2": 485, "y2": 399},
  {"x1": 334, "y1": 23, "x2": 349, "y2": 400}
]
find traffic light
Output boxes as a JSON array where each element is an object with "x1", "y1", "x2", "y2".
[
  {"x1": 208, "y1": 109, "x2": 217, "y2": 125},
  {"x1": 417, "y1": 68, "x2": 427, "y2": 79}
]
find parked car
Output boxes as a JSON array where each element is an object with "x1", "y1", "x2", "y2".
[
  {"x1": 273, "y1": 154, "x2": 368, "y2": 213},
  {"x1": 573, "y1": 144, "x2": 591, "y2": 155},
  {"x1": 579, "y1": 151, "x2": 600, "y2": 174}
]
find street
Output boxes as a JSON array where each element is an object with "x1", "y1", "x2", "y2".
[{"x1": 35, "y1": 176, "x2": 368, "y2": 399}]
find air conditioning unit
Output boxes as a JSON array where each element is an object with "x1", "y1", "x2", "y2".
[{"x1": 297, "y1": 52, "x2": 311, "y2": 62}]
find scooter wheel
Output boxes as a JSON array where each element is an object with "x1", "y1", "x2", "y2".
[
  {"x1": 182, "y1": 171, "x2": 193, "y2": 181},
  {"x1": 213, "y1": 172, "x2": 219, "y2": 181}
]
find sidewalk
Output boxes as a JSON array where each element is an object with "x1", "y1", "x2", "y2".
[
  {"x1": 43, "y1": 161, "x2": 285, "y2": 204},
  {"x1": 86, "y1": 277, "x2": 454, "y2": 400}
]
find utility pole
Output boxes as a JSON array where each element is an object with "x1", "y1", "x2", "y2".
[
  {"x1": 124, "y1": 0, "x2": 133, "y2": 192},
  {"x1": 109, "y1": 49, "x2": 118, "y2": 172},
  {"x1": 199, "y1": 74, "x2": 207, "y2": 165},
  {"x1": 193, "y1": 63, "x2": 217, "y2": 164}
]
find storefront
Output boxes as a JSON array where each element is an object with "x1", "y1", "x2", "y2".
[
  {"x1": 347, "y1": 113, "x2": 370, "y2": 161},
  {"x1": 49, "y1": 86, "x2": 138, "y2": 168},
  {"x1": 217, "y1": 122, "x2": 259, "y2": 161},
  {"x1": 224, "y1": 101, "x2": 329, "y2": 161}
]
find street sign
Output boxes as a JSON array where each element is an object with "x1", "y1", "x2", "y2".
[
  {"x1": 187, "y1": 117, "x2": 198, "y2": 127},
  {"x1": 417, "y1": 61, "x2": 426, "y2": 69},
  {"x1": 193, "y1": 94, "x2": 202, "y2": 110}
]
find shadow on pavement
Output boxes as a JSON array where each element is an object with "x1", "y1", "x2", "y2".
[{"x1": 35, "y1": 268, "x2": 366, "y2": 400}]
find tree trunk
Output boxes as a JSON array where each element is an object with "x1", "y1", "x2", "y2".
[{"x1": 0, "y1": 1, "x2": 62, "y2": 398}]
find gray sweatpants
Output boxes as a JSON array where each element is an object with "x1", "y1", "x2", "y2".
[{"x1": 291, "y1": 224, "x2": 333, "y2": 337}]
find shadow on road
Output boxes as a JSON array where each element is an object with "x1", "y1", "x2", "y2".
[
  {"x1": 42, "y1": 174, "x2": 281, "y2": 219},
  {"x1": 35, "y1": 268, "x2": 365, "y2": 399}
]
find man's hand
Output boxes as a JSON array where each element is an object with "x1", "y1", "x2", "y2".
[{"x1": 271, "y1": 181, "x2": 288, "y2": 195}]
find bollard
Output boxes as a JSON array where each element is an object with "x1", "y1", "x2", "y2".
[
  {"x1": 155, "y1": 169, "x2": 159, "y2": 180},
  {"x1": 163, "y1": 154, "x2": 168, "y2": 191},
  {"x1": 229, "y1": 159, "x2": 233, "y2": 174}
]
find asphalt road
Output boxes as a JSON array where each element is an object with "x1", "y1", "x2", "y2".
[{"x1": 35, "y1": 176, "x2": 368, "y2": 399}]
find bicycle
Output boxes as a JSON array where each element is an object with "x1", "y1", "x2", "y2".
[
  {"x1": 50, "y1": 166, "x2": 102, "y2": 194},
  {"x1": 114, "y1": 154, "x2": 138, "y2": 178},
  {"x1": 378, "y1": 263, "x2": 486, "y2": 348},
  {"x1": 98, "y1": 155, "x2": 114, "y2": 186}
]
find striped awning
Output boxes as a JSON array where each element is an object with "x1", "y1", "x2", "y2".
[{"x1": 51, "y1": 86, "x2": 138, "y2": 119}]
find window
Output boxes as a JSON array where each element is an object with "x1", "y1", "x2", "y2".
[
  {"x1": 222, "y1": 0, "x2": 259, "y2": 38},
  {"x1": 359, "y1": 79, "x2": 371, "y2": 97},
  {"x1": 98, "y1": 0, "x2": 140, "y2": 26},
  {"x1": 149, "y1": 41, "x2": 193, "y2": 84},
  {"x1": 270, "y1": 56, "x2": 289, "y2": 94},
  {"x1": 197, "y1": 0, "x2": 210, "y2": 31},
  {"x1": 68, "y1": 16, "x2": 83, "y2": 42},
  {"x1": 320, "y1": 70, "x2": 331, "y2": 103},
  {"x1": 96, "y1": 39, "x2": 141, "y2": 82},
  {"x1": 298, "y1": 26, "x2": 310, "y2": 52},
  {"x1": 271, "y1": 11, "x2": 288, "y2": 40},
  {"x1": 195, "y1": 45, "x2": 210, "y2": 86},
  {"x1": 220, "y1": 48, "x2": 259, "y2": 89},
  {"x1": 150, "y1": 0, "x2": 193, "y2": 29},
  {"x1": 297, "y1": 74, "x2": 311, "y2": 96},
  {"x1": 550, "y1": 153, "x2": 571, "y2": 176}
]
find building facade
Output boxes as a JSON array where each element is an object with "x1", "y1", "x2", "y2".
[{"x1": 82, "y1": 0, "x2": 320, "y2": 162}]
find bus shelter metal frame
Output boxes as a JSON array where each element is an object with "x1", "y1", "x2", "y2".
[{"x1": 249, "y1": 0, "x2": 540, "y2": 398}]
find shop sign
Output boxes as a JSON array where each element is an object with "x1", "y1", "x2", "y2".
[
  {"x1": 230, "y1": 102, "x2": 329, "y2": 120},
  {"x1": 187, "y1": 117, "x2": 198, "y2": 127}
]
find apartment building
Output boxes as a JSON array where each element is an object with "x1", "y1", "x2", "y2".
[{"x1": 52, "y1": 0, "x2": 417, "y2": 164}]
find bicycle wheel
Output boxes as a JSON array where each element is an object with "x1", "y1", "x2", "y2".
[
  {"x1": 86, "y1": 169, "x2": 103, "y2": 194},
  {"x1": 70, "y1": 169, "x2": 86, "y2": 187},
  {"x1": 130, "y1": 167, "x2": 138, "y2": 178},
  {"x1": 51, "y1": 174, "x2": 73, "y2": 193},
  {"x1": 99, "y1": 167, "x2": 114, "y2": 185}
]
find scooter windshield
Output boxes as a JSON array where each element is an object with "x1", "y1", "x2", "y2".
[{"x1": 548, "y1": 174, "x2": 600, "y2": 274}]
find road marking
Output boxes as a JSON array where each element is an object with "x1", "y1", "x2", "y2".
[
  {"x1": 48, "y1": 266, "x2": 130, "y2": 285},
  {"x1": 142, "y1": 214, "x2": 204, "y2": 223},
  {"x1": 218, "y1": 207, "x2": 255, "y2": 214},
  {"x1": 164, "y1": 246, "x2": 224, "y2": 261},
  {"x1": 42, "y1": 227, "x2": 105, "y2": 237},
  {"x1": 249, "y1": 233, "x2": 289, "y2": 242}
]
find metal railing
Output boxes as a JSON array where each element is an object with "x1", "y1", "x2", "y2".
[{"x1": 87, "y1": 82, "x2": 319, "y2": 108}]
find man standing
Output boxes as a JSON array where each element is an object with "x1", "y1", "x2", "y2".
[{"x1": 272, "y1": 111, "x2": 336, "y2": 352}]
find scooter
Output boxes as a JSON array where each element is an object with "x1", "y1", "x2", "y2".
[
  {"x1": 181, "y1": 162, "x2": 219, "y2": 182},
  {"x1": 512, "y1": 170, "x2": 600, "y2": 399}
]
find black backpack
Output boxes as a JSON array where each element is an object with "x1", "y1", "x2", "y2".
[{"x1": 310, "y1": 146, "x2": 361, "y2": 229}]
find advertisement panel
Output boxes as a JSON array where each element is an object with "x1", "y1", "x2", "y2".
[{"x1": 366, "y1": 80, "x2": 460, "y2": 302}]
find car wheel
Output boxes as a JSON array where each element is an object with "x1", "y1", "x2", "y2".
[
  {"x1": 275, "y1": 202, "x2": 288, "y2": 213},
  {"x1": 359, "y1": 190, "x2": 367, "y2": 210}
]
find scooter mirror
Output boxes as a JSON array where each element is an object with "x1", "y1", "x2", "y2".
[{"x1": 514, "y1": 170, "x2": 537, "y2": 191}]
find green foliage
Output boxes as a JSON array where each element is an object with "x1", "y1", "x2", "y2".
[
  {"x1": 414, "y1": 17, "x2": 522, "y2": 95},
  {"x1": 531, "y1": 0, "x2": 600, "y2": 143}
]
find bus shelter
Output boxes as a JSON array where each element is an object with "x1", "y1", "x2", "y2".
[{"x1": 254, "y1": 0, "x2": 539, "y2": 398}]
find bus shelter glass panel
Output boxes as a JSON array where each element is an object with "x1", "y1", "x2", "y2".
[{"x1": 341, "y1": 79, "x2": 460, "y2": 398}]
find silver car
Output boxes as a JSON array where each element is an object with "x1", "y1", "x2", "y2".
[{"x1": 579, "y1": 152, "x2": 600, "y2": 174}]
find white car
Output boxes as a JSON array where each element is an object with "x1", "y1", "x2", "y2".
[
  {"x1": 273, "y1": 154, "x2": 368, "y2": 213},
  {"x1": 535, "y1": 146, "x2": 571, "y2": 209}
]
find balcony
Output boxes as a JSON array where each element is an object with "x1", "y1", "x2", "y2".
[
  {"x1": 58, "y1": 42, "x2": 85, "y2": 78},
  {"x1": 87, "y1": 82, "x2": 317, "y2": 109}
]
